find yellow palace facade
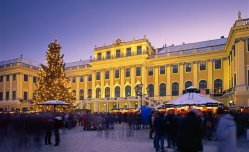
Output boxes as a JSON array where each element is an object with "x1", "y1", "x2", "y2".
[{"x1": 0, "y1": 16, "x2": 249, "y2": 112}]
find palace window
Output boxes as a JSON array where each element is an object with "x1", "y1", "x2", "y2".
[
  {"x1": 6, "y1": 91, "x2": 9, "y2": 100},
  {"x1": 33, "y1": 77, "x2": 37, "y2": 83},
  {"x1": 147, "y1": 84, "x2": 154, "y2": 97},
  {"x1": 234, "y1": 74, "x2": 236, "y2": 86},
  {"x1": 125, "y1": 86, "x2": 131, "y2": 97},
  {"x1": 24, "y1": 74, "x2": 28, "y2": 81},
  {"x1": 200, "y1": 62, "x2": 206, "y2": 71},
  {"x1": 126, "y1": 48, "x2": 131, "y2": 57},
  {"x1": 115, "y1": 86, "x2": 120, "y2": 97},
  {"x1": 159, "y1": 83, "x2": 166, "y2": 96},
  {"x1": 97, "y1": 53, "x2": 102, "y2": 61},
  {"x1": 105, "y1": 87, "x2": 110, "y2": 98},
  {"x1": 79, "y1": 89, "x2": 84, "y2": 100},
  {"x1": 186, "y1": 63, "x2": 191, "y2": 72},
  {"x1": 72, "y1": 77, "x2": 76, "y2": 83},
  {"x1": 0, "y1": 76, "x2": 3, "y2": 82},
  {"x1": 172, "y1": 82, "x2": 179, "y2": 96},
  {"x1": 96, "y1": 88, "x2": 101, "y2": 98},
  {"x1": 126, "y1": 68, "x2": 130, "y2": 77},
  {"x1": 214, "y1": 59, "x2": 221, "y2": 69},
  {"x1": 185, "y1": 81, "x2": 192, "y2": 89},
  {"x1": 6, "y1": 75, "x2": 9, "y2": 81},
  {"x1": 116, "y1": 50, "x2": 121, "y2": 58},
  {"x1": 88, "y1": 89, "x2": 92, "y2": 98},
  {"x1": 136, "y1": 67, "x2": 141, "y2": 76},
  {"x1": 160, "y1": 66, "x2": 165, "y2": 74},
  {"x1": 13, "y1": 74, "x2": 16, "y2": 81},
  {"x1": 172, "y1": 65, "x2": 178, "y2": 73},
  {"x1": 247, "y1": 38, "x2": 249, "y2": 51},
  {"x1": 214, "y1": 79, "x2": 222, "y2": 94},
  {"x1": 106, "y1": 51, "x2": 111, "y2": 59},
  {"x1": 88, "y1": 75, "x2": 92, "y2": 81},
  {"x1": 0, "y1": 92, "x2": 2, "y2": 100},
  {"x1": 148, "y1": 67, "x2": 153, "y2": 76},
  {"x1": 115, "y1": 69, "x2": 119, "y2": 78},
  {"x1": 105, "y1": 71, "x2": 109, "y2": 79},
  {"x1": 137, "y1": 46, "x2": 142, "y2": 55},
  {"x1": 80, "y1": 76, "x2": 84, "y2": 82},
  {"x1": 199, "y1": 80, "x2": 207, "y2": 89},
  {"x1": 12, "y1": 91, "x2": 16, "y2": 100},
  {"x1": 24, "y1": 91, "x2": 28, "y2": 100},
  {"x1": 96, "y1": 72, "x2": 100, "y2": 80}
]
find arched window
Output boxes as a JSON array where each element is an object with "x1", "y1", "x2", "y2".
[
  {"x1": 185, "y1": 81, "x2": 192, "y2": 89},
  {"x1": 199, "y1": 80, "x2": 207, "y2": 89},
  {"x1": 115, "y1": 86, "x2": 120, "y2": 97},
  {"x1": 159, "y1": 83, "x2": 166, "y2": 96},
  {"x1": 214, "y1": 79, "x2": 222, "y2": 94},
  {"x1": 147, "y1": 84, "x2": 154, "y2": 97},
  {"x1": 125, "y1": 85, "x2": 131, "y2": 97},
  {"x1": 105, "y1": 87, "x2": 110, "y2": 98},
  {"x1": 172, "y1": 82, "x2": 179, "y2": 96},
  {"x1": 88, "y1": 89, "x2": 92, "y2": 98},
  {"x1": 96, "y1": 88, "x2": 101, "y2": 98},
  {"x1": 79, "y1": 89, "x2": 84, "y2": 100}
]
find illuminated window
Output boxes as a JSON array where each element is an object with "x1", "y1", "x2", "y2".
[
  {"x1": 214, "y1": 79, "x2": 222, "y2": 94},
  {"x1": 24, "y1": 91, "x2": 28, "y2": 100},
  {"x1": 79, "y1": 89, "x2": 84, "y2": 100},
  {"x1": 186, "y1": 63, "x2": 191, "y2": 72},
  {"x1": 0, "y1": 76, "x2": 3, "y2": 82},
  {"x1": 88, "y1": 89, "x2": 92, "y2": 98},
  {"x1": 125, "y1": 86, "x2": 131, "y2": 97},
  {"x1": 13, "y1": 74, "x2": 16, "y2": 81},
  {"x1": 12, "y1": 91, "x2": 16, "y2": 100},
  {"x1": 200, "y1": 62, "x2": 206, "y2": 71},
  {"x1": 148, "y1": 67, "x2": 153, "y2": 76},
  {"x1": 88, "y1": 75, "x2": 92, "y2": 81},
  {"x1": 136, "y1": 67, "x2": 141, "y2": 76},
  {"x1": 96, "y1": 88, "x2": 101, "y2": 98},
  {"x1": 0, "y1": 92, "x2": 2, "y2": 100}
]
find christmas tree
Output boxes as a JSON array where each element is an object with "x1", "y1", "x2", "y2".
[{"x1": 33, "y1": 40, "x2": 76, "y2": 111}]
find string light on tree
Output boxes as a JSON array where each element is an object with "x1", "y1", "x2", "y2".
[{"x1": 33, "y1": 39, "x2": 76, "y2": 111}]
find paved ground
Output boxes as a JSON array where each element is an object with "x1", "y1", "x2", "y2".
[{"x1": 1, "y1": 123, "x2": 249, "y2": 152}]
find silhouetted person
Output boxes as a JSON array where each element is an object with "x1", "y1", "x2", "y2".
[
  {"x1": 54, "y1": 116, "x2": 62, "y2": 146},
  {"x1": 44, "y1": 116, "x2": 53, "y2": 145},
  {"x1": 177, "y1": 110, "x2": 203, "y2": 152},
  {"x1": 153, "y1": 112, "x2": 166, "y2": 152}
]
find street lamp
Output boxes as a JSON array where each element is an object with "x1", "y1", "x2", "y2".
[{"x1": 135, "y1": 83, "x2": 143, "y2": 111}]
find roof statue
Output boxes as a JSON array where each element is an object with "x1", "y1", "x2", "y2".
[{"x1": 238, "y1": 11, "x2": 242, "y2": 20}]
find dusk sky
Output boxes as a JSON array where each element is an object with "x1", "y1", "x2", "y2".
[{"x1": 0, "y1": 0, "x2": 248, "y2": 63}]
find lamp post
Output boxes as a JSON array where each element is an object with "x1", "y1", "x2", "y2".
[{"x1": 135, "y1": 83, "x2": 143, "y2": 111}]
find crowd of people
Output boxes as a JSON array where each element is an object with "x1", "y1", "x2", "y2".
[{"x1": 150, "y1": 108, "x2": 249, "y2": 152}]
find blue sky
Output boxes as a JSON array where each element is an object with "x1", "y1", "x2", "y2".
[{"x1": 0, "y1": 0, "x2": 248, "y2": 63}]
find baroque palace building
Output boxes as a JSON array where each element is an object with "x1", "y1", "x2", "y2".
[{"x1": 0, "y1": 15, "x2": 249, "y2": 112}]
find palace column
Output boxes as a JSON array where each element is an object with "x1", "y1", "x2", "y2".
[
  {"x1": 142, "y1": 64, "x2": 147, "y2": 94},
  {"x1": 9, "y1": 75, "x2": 13, "y2": 100},
  {"x1": 193, "y1": 62, "x2": 198, "y2": 87},
  {"x1": 110, "y1": 68, "x2": 114, "y2": 97},
  {"x1": 179, "y1": 63, "x2": 184, "y2": 94},
  {"x1": 130, "y1": 66, "x2": 135, "y2": 97},
  {"x1": 28, "y1": 75, "x2": 32, "y2": 100},
  {"x1": 100, "y1": 70, "x2": 105, "y2": 98},
  {"x1": 207, "y1": 59, "x2": 213, "y2": 92},
  {"x1": 154, "y1": 66, "x2": 159, "y2": 98},
  {"x1": 120, "y1": 67, "x2": 125, "y2": 97},
  {"x1": 166, "y1": 65, "x2": 171, "y2": 100}
]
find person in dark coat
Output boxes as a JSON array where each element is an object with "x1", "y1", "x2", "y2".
[
  {"x1": 44, "y1": 116, "x2": 53, "y2": 145},
  {"x1": 153, "y1": 112, "x2": 166, "y2": 152},
  {"x1": 165, "y1": 110, "x2": 178, "y2": 149},
  {"x1": 177, "y1": 110, "x2": 203, "y2": 152}
]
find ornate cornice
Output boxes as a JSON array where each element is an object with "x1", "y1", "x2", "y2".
[{"x1": 235, "y1": 37, "x2": 247, "y2": 43}]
